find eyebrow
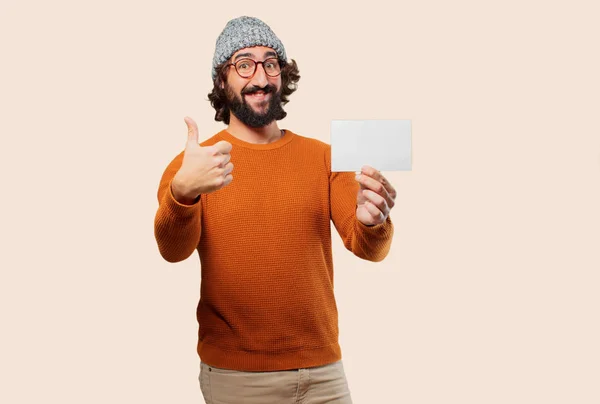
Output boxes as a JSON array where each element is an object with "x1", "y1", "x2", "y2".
[{"x1": 233, "y1": 51, "x2": 278, "y2": 61}]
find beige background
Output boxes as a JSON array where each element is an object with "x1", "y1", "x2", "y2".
[{"x1": 1, "y1": 0, "x2": 599, "y2": 403}]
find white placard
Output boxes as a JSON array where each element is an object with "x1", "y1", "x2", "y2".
[{"x1": 330, "y1": 119, "x2": 412, "y2": 172}]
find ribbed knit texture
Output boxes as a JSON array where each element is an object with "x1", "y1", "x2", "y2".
[
  {"x1": 212, "y1": 16, "x2": 287, "y2": 80},
  {"x1": 154, "y1": 129, "x2": 394, "y2": 371}
]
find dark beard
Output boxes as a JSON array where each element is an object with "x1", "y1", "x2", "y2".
[{"x1": 225, "y1": 83, "x2": 285, "y2": 128}]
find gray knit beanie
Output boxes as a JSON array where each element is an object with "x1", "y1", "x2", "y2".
[{"x1": 212, "y1": 16, "x2": 287, "y2": 81}]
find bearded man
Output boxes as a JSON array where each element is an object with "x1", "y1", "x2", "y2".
[{"x1": 154, "y1": 15, "x2": 396, "y2": 404}]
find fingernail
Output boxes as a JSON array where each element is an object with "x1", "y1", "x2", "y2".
[{"x1": 355, "y1": 174, "x2": 361, "y2": 181}]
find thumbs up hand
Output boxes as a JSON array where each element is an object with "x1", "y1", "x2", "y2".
[{"x1": 171, "y1": 116, "x2": 233, "y2": 204}]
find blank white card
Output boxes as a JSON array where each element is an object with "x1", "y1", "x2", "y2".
[{"x1": 330, "y1": 119, "x2": 412, "y2": 172}]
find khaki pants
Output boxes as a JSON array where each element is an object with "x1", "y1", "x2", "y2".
[{"x1": 199, "y1": 360, "x2": 353, "y2": 404}]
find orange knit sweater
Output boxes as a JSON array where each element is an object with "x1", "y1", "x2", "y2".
[{"x1": 154, "y1": 128, "x2": 394, "y2": 371}]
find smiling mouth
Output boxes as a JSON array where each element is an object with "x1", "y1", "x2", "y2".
[{"x1": 245, "y1": 92, "x2": 270, "y2": 100}]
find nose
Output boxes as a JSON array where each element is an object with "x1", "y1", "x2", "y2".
[{"x1": 250, "y1": 62, "x2": 269, "y2": 87}]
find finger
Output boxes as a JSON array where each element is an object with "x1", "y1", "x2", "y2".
[
  {"x1": 223, "y1": 173, "x2": 233, "y2": 186},
  {"x1": 223, "y1": 161, "x2": 234, "y2": 175},
  {"x1": 215, "y1": 153, "x2": 231, "y2": 167},
  {"x1": 362, "y1": 189, "x2": 390, "y2": 217},
  {"x1": 380, "y1": 174, "x2": 397, "y2": 200},
  {"x1": 355, "y1": 171, "x2": 367, "y2": 190},
  {"x1": 184, "y1": 116, "x2": 199, "y2": 145},
  {"x1": 356, "y1": 173, "x2": 394, "y2": 209},
  {"x1": 211, "y1": 140, "x2": 233, "y2": 155},
  {"x1": 360, "y1": 165, "x2": 397, "y2": 201},
  {"x1": 364, "y1": 201, "x2": 384, "y2": 223}
]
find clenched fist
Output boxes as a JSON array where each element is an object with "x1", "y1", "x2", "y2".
[{"x1": 171, "y1": 116, "x2": 234, "y2": 204}]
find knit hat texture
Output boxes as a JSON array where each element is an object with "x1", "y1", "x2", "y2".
[{"x1": 212, "y1": 16, "x2": 287, "y2": 80}]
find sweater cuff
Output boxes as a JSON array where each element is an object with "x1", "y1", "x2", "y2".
[
  {"x1": 355, "y1": 215, "x2": 393, "y2": 238},
  {"x1": 163, "y1": 178, "x2": 201, "y2": 219}
]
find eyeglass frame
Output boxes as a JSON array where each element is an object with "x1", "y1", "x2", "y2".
[{"x1": 225, "y1": 57, "x2": 284, "y2": 79}]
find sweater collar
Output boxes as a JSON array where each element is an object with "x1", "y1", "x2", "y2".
[{"x1": 217, "y1": 129, "x2": 295, "y2": 150}]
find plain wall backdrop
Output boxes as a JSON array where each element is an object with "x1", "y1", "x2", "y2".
[{"x1": 1, "y1": 0, "x2": 599, "y2": 403}]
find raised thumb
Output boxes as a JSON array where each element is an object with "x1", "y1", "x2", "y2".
[{"x1": 184, "y1": 116, "x2": 199, "y2": 145}]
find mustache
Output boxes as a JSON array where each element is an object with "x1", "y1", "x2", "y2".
[{"x1": 241, "y1": 85, "x2": 277, "y2": 95}]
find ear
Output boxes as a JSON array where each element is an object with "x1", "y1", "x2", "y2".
[{"x1": 219, "y1": 71, "x2": 227, "y2": 89}]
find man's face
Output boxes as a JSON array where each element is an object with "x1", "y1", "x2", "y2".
[{"x1": 222, "y1": 46, "x2": 285, "y2": 128}]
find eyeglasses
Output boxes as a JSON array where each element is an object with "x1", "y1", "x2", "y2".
[{"x1": 226, "y1": 58, "x2": 282, "y2": 78}]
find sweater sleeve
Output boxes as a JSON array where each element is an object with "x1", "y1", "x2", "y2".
[
  {"x1": 326, "y1": 145, "x2": 394, "y2": 262},
  {"x1": 153, "y1": 151, "x2": 202, "y2": 263}
]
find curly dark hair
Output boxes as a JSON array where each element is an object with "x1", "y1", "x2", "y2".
[{"x1": 207, "y1": 58, "x2": 300, "y2": 124}]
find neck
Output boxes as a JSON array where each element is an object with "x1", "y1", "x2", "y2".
[{"x1": 226, "y1": 115, "x2": 283, "y2": 144}]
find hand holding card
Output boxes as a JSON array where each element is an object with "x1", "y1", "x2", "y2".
[
  {"x1": 330, "y1": 119, "x2": 409, "y2": 226},
  {"x1": 355, "y1": 165, "x2": 397, "y2": 226}
]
